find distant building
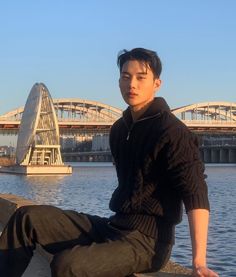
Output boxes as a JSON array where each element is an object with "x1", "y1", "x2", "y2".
[
  {"x1": 0, "y1": 146, "x2": 15, "y2": 157},
  {"x1": 0, "y1": 148, "x2": 6, "y2": 156},
  {"x1": 60, "y1": 135, "x2": 94, "y2": 152},
  {"x1": 92, "y1": 134, "x2": 110, "y2": 151},
  {"x1": 60, "y1": 136, "x2": 76, "y2": 150},
  {"x1": 60, "y1": 134, "x2": 110, "y2": 152}
]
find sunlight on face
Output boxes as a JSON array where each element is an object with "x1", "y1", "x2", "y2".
[{"x1": 119, "y1": 60, "x2": 161, "y2": 112}]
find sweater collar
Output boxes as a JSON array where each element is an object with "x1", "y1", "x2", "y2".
[{"x1": 122, "y1": 97, "x2": 170, "y2": 127}]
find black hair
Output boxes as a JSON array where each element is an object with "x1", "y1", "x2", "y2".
[{"x1": 117, "y1": 48, "x2": 162, "y2": 78}]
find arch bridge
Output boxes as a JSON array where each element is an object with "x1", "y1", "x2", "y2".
[
  {"x1": 171, "y1": 102, "x2": 236, "y2": 163},
  {"x1": 0, "y1": 100, "x2": 236, "y2": 134},
  {"x1": 172, "y1": 101, "x2": 236, "y2": 133},
  {"x1": 1, "y1": 99, "x2": 236, "y2": 163},
  {"x1": 0, "y1": 98, "x2": 122, "y2": 135}
]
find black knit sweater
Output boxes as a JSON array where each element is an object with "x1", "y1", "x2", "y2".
[{"x1": 108, "y1": 97, "x2": 209, "y2": 244}]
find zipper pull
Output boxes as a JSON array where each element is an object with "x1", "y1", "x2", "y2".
[{"x1": 126, "y1": 123, "x2": 134, "y2": 140}]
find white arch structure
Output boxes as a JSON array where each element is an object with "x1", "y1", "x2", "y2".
[{"x1": 16, "y1": 83, "x2": 64, "y2": 166}]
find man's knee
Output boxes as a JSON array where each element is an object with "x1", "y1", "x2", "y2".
[
  {"x1": 9, "y1": 205, "x2": 54, "y2": 234},
  {"x1": 16, "y1": 205, "x2": 58, "y2": 222},
  {"x1": 16, "y1": 205, "x2": 37, "y2": 215},
  {"x1": 14, "y1": 205, "x2": 42, "y2": 223},
  {"x1": 8, "y1": 205, "x2": 37, "y2": 224}
]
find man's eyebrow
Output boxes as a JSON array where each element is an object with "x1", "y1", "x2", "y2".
[
  {"x1": 121, "y1": 71, "x2": 147, "y2": 75},
  {"x1": 136, "y1": 72, "x2": 147, "y2": 75}
]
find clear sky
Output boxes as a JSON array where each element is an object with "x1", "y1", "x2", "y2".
[{"x1": 0, "y1": 0, "x2": 236, "y2": 144}]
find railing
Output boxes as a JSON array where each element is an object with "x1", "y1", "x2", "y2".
[{"x1": 182, "y1": 120, "x2": 236, "y2": 125}]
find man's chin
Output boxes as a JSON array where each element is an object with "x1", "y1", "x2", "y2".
[{"x1": 123, "y1": 98, "x2": 139, "y2": 107}]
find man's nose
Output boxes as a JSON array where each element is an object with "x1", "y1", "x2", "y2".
[{"x1": 129, "y1": 77, "x2": 137, "y2": 88}]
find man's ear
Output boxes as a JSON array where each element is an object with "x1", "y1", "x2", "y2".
[{"x1": 154, "y1": 78, "x2": 162, "y2": 91}]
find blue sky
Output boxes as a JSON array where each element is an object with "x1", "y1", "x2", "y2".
[{"x1": 0, "y1": 0, "x2": 236, "y2": 144}]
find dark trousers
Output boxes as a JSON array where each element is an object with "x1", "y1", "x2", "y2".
[{"x1": 0, "y1": 205, "x2": 172, "y2": 277}]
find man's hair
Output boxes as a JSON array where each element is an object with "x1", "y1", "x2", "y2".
[{"x1": 117, "y1": 48, "x2": 162, "y2": 78}]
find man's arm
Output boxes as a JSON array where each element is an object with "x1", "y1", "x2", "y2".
[{"x1": 187, "y1": 209, "x2": 219, "y2": 277}]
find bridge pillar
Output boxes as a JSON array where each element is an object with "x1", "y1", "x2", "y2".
[
  {"x1": 220, "y1": 148, "x2": 229, "y2": 163},
  {"x1": 203, "y1": 149, "x2": 211, "y2": 163},
  {"x1": 229, "y1": 149, "x2": 236, "y2": 163},
  {"x1": 199, "y1": 149, "x2": 204, "y2": 161},
  {"x1": 211, "y1": 149, "x2": 220, "y2": 163}
]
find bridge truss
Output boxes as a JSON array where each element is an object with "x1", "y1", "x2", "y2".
[
  {"x1": 1, "y1": 100, "x2": 236, "y2": 134},
  {"x1": 0, "y1": 99, "x2": 122, "y2": 135},
  {"x1": 0, "y1": 98, "x2": 122, "y2": 122},
  {"x1": 172, "y1": 101, "x2": 236, "y2": 133}
]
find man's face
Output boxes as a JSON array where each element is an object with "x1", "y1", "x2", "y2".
[{"x1": 119, "y1": 60, "x2": 161, "y2": 111}]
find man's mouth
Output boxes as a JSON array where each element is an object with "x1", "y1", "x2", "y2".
[{"x1": 126, "y1": 92, "x2": 138, "y2": 97}]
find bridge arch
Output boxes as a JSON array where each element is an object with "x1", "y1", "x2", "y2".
[
  {"x1": 1, "y1": 101, "x2": 236, "y2": 129},
  {"x1": 172, "y1": 101, "x2": 236, "y2": 122},
  {"x1": 0, "y1": 98, "x2": 123, "y2": 122}
]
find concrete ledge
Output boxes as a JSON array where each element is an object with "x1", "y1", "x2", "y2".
[
  {"x1": 0, "y1": 194, "x2": 191, "y2": 276},
  {"x1": 135, "y1": 260, "x2": 192, "y2": 276}
]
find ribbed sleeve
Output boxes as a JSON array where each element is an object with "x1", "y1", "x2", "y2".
[
  {"x1": 166, "y1": 123, "x2": 210, "y2": 212},
  {"x1": 183, "y1": 193, "x2": 210, "y2": 212}
]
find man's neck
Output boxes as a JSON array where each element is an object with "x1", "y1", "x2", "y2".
[{"x1": 130, "y1": 99, "x2": 154, "y2": 122}]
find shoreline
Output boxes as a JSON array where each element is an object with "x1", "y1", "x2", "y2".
[{"x1": 0, "y1": 157, "x2": 15, "y2": 166}]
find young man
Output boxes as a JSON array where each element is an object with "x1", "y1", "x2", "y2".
[{"x1": 0, "y1": 48, "x2": 218, "y2": 277}]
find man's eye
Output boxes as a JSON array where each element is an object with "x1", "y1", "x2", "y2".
[
  {"x1": 137, "y1": 76, "x2": 146, "y2": 80},
  {"x1": 122, "y1": 75, "x2": 129, "y2": 80}
]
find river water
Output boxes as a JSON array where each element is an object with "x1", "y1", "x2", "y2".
[{"x1": 0, "y1": 163, "x2": 235, "y2": 276}]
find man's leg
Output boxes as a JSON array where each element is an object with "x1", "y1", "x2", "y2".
[
  {"x1": 0, "y1": 205, "x2": 172, "y2": 277},
  {"x1": 50, "y1": 229, "x2": 172, "y2": 277},
  {"x1": 0, "y1": 205, "x2": 105, "y2": 277}
]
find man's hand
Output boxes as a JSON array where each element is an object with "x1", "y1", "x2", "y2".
[{"x1": 192, "y1": 266, "x2": 219, "y2": 277}]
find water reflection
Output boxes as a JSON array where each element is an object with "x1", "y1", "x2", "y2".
[
  {"x1": 23, "y1": 175, "x2": 67, "y2": 206},
  {"x1": 0, "y1": 164, "x2": 117, "y2": 217}
]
